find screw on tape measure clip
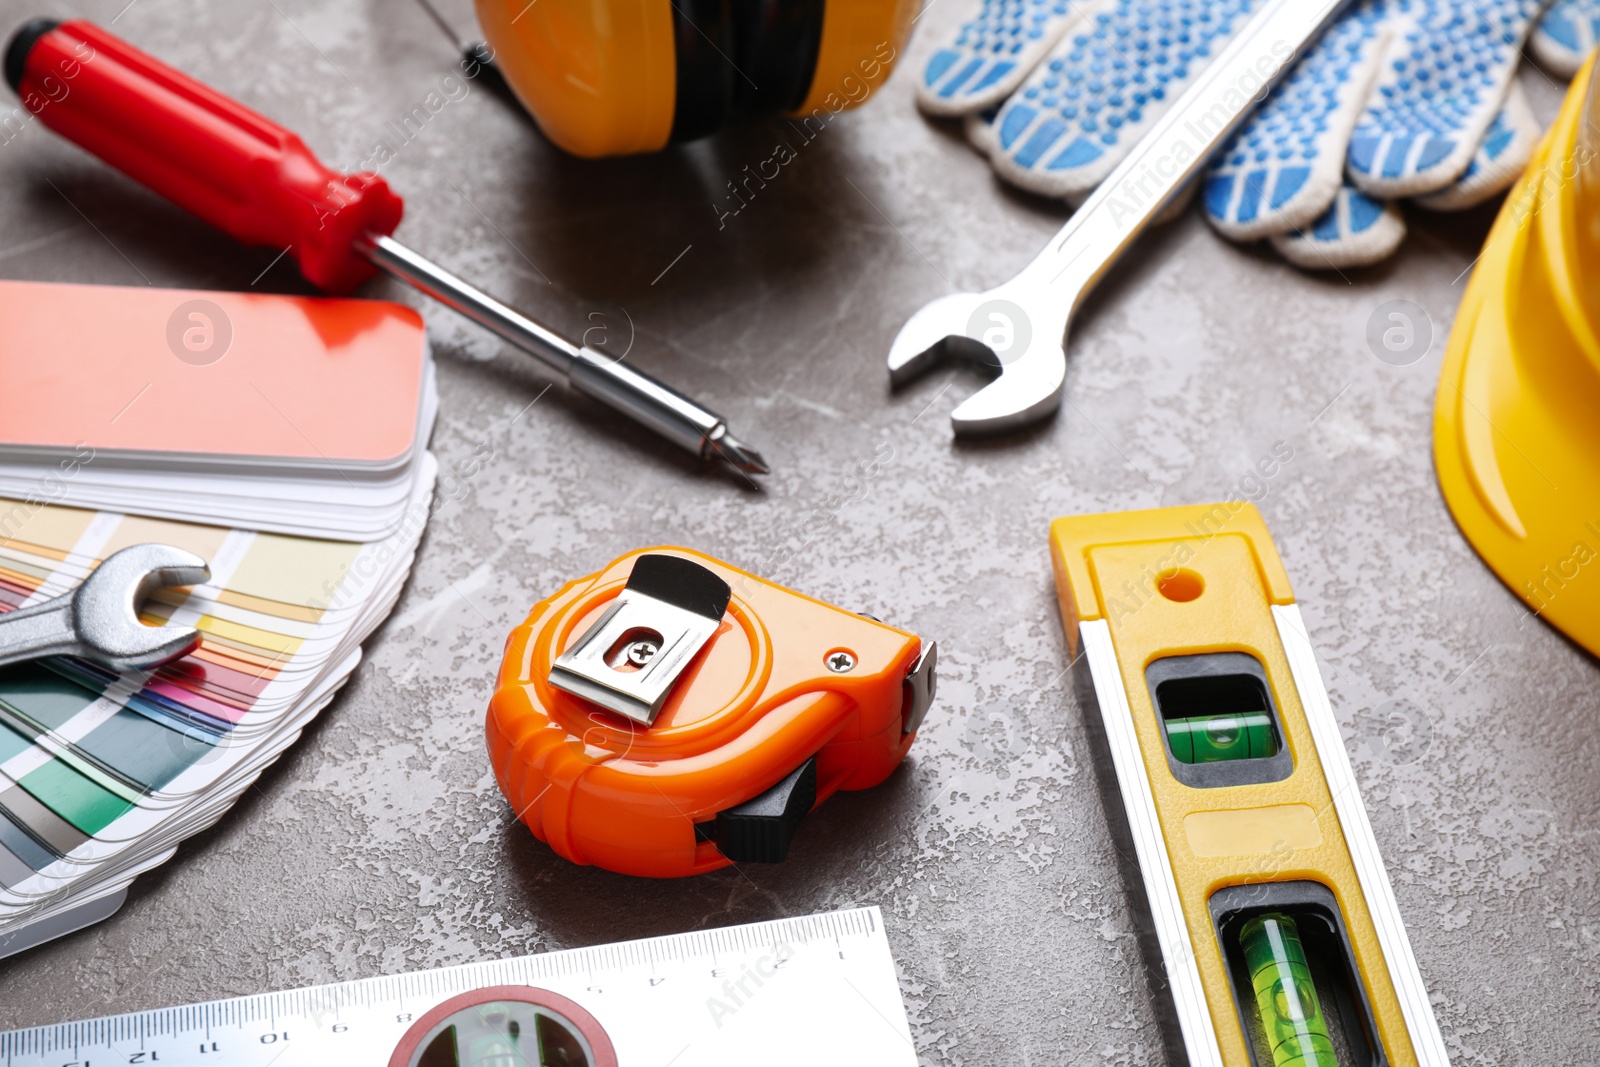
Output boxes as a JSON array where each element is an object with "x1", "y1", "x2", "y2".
[
  {"x1": 1049, "y1": 503, "x2": 1451, "y2": 1067},
  {"x1": 488, "y1": 548, "x2": 937, "y2": 877}
]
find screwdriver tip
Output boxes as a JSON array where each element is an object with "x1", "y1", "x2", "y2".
[{"x1": 708, "y1": 431, "x2": 770, "y2": 476}]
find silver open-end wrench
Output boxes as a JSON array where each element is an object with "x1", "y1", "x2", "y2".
[
  {"x1": 889, "y1": 0, "x2": 1350, "y2": 434},
  {"x1": 0, "y1": 543, "x2": 211, "y2": 673}
]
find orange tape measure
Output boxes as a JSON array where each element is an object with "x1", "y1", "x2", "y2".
[{"x1": 487, "y1": 548, "x2": 936, "y2": 877}]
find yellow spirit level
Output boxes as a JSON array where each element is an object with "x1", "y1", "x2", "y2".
[{"x1": 1049, "y1": 504, "x2": 1449, "y2": 1067}]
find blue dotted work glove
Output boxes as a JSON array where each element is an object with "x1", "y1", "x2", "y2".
[
  {"x1": 920, "y1": 0, "x2": 1265, "y2": 200},
  {"x1": 1530, "y1": 0, "x2": 1600, "y2": 72},
  {"x1": 917, "y1": 0, "x2": 1592, "y2": 270}
]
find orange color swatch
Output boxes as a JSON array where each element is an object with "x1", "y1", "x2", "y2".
[{"x1": 0, "y1": 280, "x2": 427, "y2": 467}]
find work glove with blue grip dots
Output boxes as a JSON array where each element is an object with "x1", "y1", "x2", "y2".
[
  {"x1": 917, "y1": 0, "x2": 1588, "y2": 270},
  {"x1": 1206, "y1": 0, "x2": 1554, "y2": 268},
  {"x1": 1530, "y1": 0, "x2": 1600, "y2": 71}
]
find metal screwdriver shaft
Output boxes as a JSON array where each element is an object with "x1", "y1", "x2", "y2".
[{"x1": 358, "y1": 235, "x2": 769, "y2": 473}]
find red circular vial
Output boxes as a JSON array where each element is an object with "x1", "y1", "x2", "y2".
[{"x1": 388, "y1": 986, "x2": 617, "y2": 1067}]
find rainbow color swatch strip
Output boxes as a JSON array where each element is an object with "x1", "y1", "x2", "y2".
[{"x1": 0, "y1": 457, "x2": 433, "y2": 935}]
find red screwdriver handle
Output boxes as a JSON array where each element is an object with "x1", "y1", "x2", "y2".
[{"x1": 7, "y1": 19, "x2": 403, "y2": 293}]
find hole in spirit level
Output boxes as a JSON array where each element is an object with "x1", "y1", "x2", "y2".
[
  {"x1": 1156, "y1": 567, "x2": 1205, "y2": 602},
  {"x1": 1145, "y1": 652, "x2": 1292, "y2": 788},
  {"x1": 1210, "y1": 882, "x2": 1384, "y2": 1067}
]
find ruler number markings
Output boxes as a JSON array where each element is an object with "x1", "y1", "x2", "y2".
[{"x1": 1, "y1": 908, "x2": 891, "y2": 1066}]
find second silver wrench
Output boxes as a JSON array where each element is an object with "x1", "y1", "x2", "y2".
[
  {"x1": 888, "y1": 0, "x2": 1350, "y2": 434},
  {"x1": 0, "y1": 544, "x2": 210, "y2": 673}
]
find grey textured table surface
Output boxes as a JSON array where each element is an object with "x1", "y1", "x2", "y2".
[{"x1": 1, "y1": 1, "x2": 1597, "y2": 1062}]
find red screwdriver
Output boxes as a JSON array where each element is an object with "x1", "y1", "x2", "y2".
[{"x1": 5, "y1": 19, "x2": 768, "y2": 475}]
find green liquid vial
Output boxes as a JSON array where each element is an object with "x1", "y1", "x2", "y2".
[
  {"x1": 462, "y1": 1033, "x2": 520, "y2": 1067},
  {"x1": 413, "y1": 1005, "x2": 591, "y2": 1067},
  {"x1": 1164, "y1": 711, "x2": 1276, "y2": 763},
  {"x1": 1240, "y1": 913, "x2": 1337, "y2": 1067}
]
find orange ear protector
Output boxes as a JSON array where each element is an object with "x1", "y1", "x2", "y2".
[
  {"x1": 472, "y1": 0, "x2": 918, "y2": 157},
  {"x1": 487, "y1": 548, "x2": 936, "y2": 877}
]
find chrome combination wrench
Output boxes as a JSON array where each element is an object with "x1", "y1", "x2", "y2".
[
  {"x1": 888, "y1": 0, "x2": 1350, "y2": 433},
  {"x1": 0, "y1": 543, "x2": 210, "y2": 672}
]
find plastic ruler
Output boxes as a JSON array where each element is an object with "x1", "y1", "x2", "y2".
[{"x1": 0, "y1": 907, "x2": 916, "y2": 1067}]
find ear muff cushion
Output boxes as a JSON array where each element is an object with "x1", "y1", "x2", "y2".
[
  {"x1": 474, "y1": 0, "x2": 677, "y2": 157},
  {"x1": 669, "y1": 0, "x2": 736, "y2": 142},
  {"x1": 671, "y1": 0, "x2": 828, "y2": 141},
  {"x1": 794, "y1": 0, "x2": 916, "y2": 117},
  {"x1": 730, "y1": 0, "x2": 826, "y2": 115},
  {"x1": 478, "y1": 0, "x2": 905, "y2": 154}
]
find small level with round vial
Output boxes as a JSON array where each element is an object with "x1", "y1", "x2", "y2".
[{"x1": 1049, "y1": 503, "x2": 1451, "y2": 1067}]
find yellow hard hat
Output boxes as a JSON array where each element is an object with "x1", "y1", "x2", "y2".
[{"x1": 1435, "y1": 54, "x2": 1600, "y2": 655}]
